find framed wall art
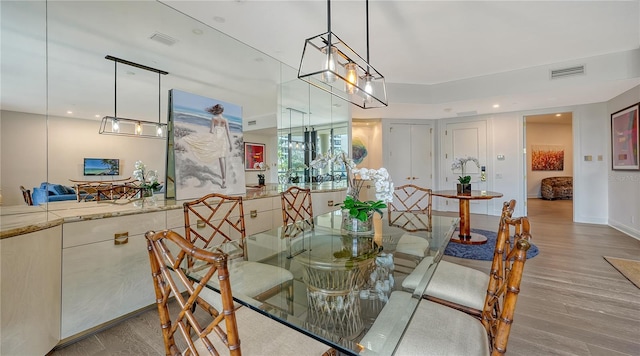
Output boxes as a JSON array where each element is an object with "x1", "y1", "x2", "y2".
[
  {"x1": 611, "y1": 103, "x2": 639, "y2": 170},
  {"x1": 244, "y1": 142, "x2": 266, "y2": 170},
  {"x1": 167, "y1": 89, "x2": 245, "y2": 200},
  {"x1": 531, "y1": 145, "x2": 564, "y2": 171}
]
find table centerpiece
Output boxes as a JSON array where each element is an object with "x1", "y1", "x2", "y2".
[{"x1": 451, "y1": 156, "x2": 479, "y2": 194}]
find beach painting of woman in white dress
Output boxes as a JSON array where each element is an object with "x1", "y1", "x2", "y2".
[{"x1": 169, "y1": 89, "x2": 245, "y2": 199}]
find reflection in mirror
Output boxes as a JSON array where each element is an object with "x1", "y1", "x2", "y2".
[
  {"x1": 0, "y1": 1, "x2": 48, "y2": 208},
  {"x1": 2, "y1": 1, "x2": 287, "y2": 207},
  {"x1": 278, "y1": 79, "x2": 350, "y2": 185},
  {"x1": 1, "y1": 0, "x2": 350, "y2": 207}
]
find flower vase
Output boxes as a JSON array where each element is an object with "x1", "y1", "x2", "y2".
[
  {"x1": 456, "y1": 183, "x2": 471, "y2": 195},
  {"x1": 135, "y1": 188, "x2": 156, "y2": 207},
  {"x1": 340, "y1": 210, "x2": 375, "y2": 257}
]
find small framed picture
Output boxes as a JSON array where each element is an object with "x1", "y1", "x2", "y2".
[
  {"x1": 244, "y1": 142, "x2": 266, "y2": 170},
  {"x1": 611, "y1": 103, "x2": 639, "y2": 170}
]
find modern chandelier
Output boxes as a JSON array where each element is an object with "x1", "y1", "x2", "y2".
[
  {"x1": 99, "y1": 55, "x2": 169, "y2": 139},
  {"x1": 298, "y1": 0, "x2": 387, "y2": 109}
]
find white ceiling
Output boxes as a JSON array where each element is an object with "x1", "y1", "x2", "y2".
[
  {"x1": 164, "y1": 0, "x2": 640, "y2": 119},
  {"x1": 1, "y1": 1, "x2": 639, "y2": 123}
]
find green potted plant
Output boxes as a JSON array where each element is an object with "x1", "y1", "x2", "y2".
[{"x1": 451, "y1": 156, "x2": 479, "y2": 194}]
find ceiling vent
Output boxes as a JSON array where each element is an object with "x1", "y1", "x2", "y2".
[
  {"x1": 456, "y1": 110, "x2": 477, "y2": 117},
  {"x1": 149, "y1": 32, "x2": 178, "y2": 46},
  {"x1": 550, "y1": 65, "x2": 585, "y2": 79}
]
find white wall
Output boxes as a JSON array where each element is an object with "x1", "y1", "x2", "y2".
[
  {"x1": 434, "y1": 101, "x2": 611, "y2": 224},
  {"x1": 607, "y1": 85, "x2": 640, "y2": 239},
  {"x1": 526, "y1": 121, "x2": 573, "y2": 198},
  {"x1": 243, "y1": 131, "x2": 277, "y2": 186},
  {"x1": 0, "y1": 111, "x2": 47, "y2": 205}
]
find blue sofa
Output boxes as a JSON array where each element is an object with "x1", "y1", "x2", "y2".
[{"x1": 32, "y1": 183, "x2": 90, "y2": 205}]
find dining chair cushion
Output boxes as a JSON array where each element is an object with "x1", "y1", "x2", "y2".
[
  {"x1": 189, "y1": 260, "x2": 293, "y2": 311},
  {"x1": 395, "y1": 294, "x2": 490, "y2": 356},
  {"x1": 402, "y1": 258, "x2": 489, "y2": 311},
  {"x1": 395, "y1": 233, "x2": 430, "y2": 258},
  {"x1": 191, "y1": 306, "x2": 333, "y2": 355}
]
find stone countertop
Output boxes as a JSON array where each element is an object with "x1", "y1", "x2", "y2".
[{"x1": 0, "y1": 183, "x2": 347, "y2": 239}]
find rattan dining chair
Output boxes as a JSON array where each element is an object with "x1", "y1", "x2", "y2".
[
  {"x1": 401, "y1": 200, "x2": 517, "y2": 318},
  {"x1": 20, "y1": 185, "x2": 33, "y2": 205},
  {"x1": 388, "y1": 184, "x2": 433, "y2": 263},
  {"x1": 145, "y1": 229, "x2": 336, "y2": 356},
  {"x1": 280, "y1": 186, "x2": 314, "y2": 258},
  {"x1": 183, "y1": 193, "x2": 294, "y2": 312},
  {"x1": 362, "y1": 214, "x2": 532, "y2": 355}
]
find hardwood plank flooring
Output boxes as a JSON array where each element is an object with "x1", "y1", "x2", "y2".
[{"x1": 50, "y1": 198, "x2": 640, "y2": 355}]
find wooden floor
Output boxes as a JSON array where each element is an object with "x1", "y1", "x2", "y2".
[{"x1": 50, "y1": 198, "x2": 640, "y2": 355}]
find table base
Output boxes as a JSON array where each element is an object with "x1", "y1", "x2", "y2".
[{"x1": 451, "y1": 231, "x2": 488, "y2": 245}]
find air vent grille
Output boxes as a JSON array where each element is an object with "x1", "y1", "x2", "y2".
[
  {"x1": 248, "y1": 120, "x2": 257, "y2": 126},
  {"x1": 149, "y1": 32, "x2": 178, "y2": 46},
  {"x1": 550, "y1": 65, "x2": 585, "y2": 79}
]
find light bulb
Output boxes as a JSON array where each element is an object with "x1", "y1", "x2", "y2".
[
  {"x1": 364, "y1": 74, "x2": 374, "y2": 104},
  {"x1": 321, "y1": 46, "x2": 337, "y2": 83},
  {"x1": 135, "y1": 122, "x2": 142, "y2": 135},
  {"x1": 345, "y1": 62, "x2": 359, "y2": 95},
  {"x1": 112, "y1": 118, "x2": 120, "y2": 132}
]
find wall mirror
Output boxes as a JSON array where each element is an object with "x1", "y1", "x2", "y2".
[
  {"x1": 278, "y1": 76, "x2": 350, "y2": 185},
  {"x1": 1, "y1": 0, "x2": 349, "y2": 208}
]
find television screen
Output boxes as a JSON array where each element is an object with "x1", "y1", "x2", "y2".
[{"x1": 84, "y1": 158, "x2": 120, "y2": 176}]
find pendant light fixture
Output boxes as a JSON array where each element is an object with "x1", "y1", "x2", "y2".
[
  {"x1": 298, "y1": 0, "x2": 387, "y2": 109},
  {"x1": 99, "y1": 55, "x2": 169, "y2": 139}
]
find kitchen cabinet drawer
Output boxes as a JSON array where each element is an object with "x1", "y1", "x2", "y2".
[
  {"x1": 311, "y1": 191, "x2": 343, "y2": 216},
  {"x1": 244, "y1": 208, "x2": 274, "y2": 236},
  {"x1": 63, "y1": 211, "x2": 165, "y2": 248}
]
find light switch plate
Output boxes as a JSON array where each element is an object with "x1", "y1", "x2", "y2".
[{"x1": 497, "y1": 154, "x2": 505, "y2": 160}]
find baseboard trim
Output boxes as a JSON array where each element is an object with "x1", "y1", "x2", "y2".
[{"x1": 609, "y1": 220, "x2": 640, "y2": 240}]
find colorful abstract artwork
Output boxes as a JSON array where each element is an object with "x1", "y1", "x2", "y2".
[
  {"x1": 169, "y1": 89, "x2": 245, "y2": 199},
  {"x1": 244, "y1": 142, "x2": 265, "y2": 170},
  {"x1": 532, "y1": 145, "x2": 564, "y2": 171},
  {"x1": 611, "y1": 103, "x2": 639, "y2": 170},
  {"x1": 352, "y1": 136, "x2": 368, "y2": 164}
]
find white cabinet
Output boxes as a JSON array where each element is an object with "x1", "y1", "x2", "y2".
[
  {"x1": 1, "y1": 226, "x2": 62, "y2": 356},
  {"x1": 60, "y1": 212, "x2": 165, "y2": 340},
  {"x1": 244, "y1": 196, "x2": 279, "y2": 236},
  {"x1": 312, "y1": 190, "x2": 346, "y2": 216}
]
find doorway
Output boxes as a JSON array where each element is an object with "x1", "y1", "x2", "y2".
[{"x1": 524, "y1": 112, "x2": 574, "y2": 220}]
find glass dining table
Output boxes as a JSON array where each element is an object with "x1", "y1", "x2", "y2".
[{"x1": 186, "y1": 210, "x2": 458, "y2": 355}]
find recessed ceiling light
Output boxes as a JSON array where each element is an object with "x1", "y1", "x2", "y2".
[
  {"x1": 493, "y1": 104, "x2": 500, "y2": 108},
  {"x1": 192, "y1": 29, "x2": 203, "y2": 35},
  {"x1": 126, "y1": 71, "x2": 136, "y2": 75},
  {"x1": 555, "y1": 113, "x2": 562, "y2": 117},
  {"x1": 95, "y1": 114, "x2": 100, "y2": 118},
  {"x1": 213, "y1": 16, "x2": 225, "y2": 23},
  {"x1": 67, "y1": 110, "x2": 73, "y2": 114}
]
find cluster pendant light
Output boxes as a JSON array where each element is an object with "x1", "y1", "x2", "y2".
[
  {"x1": 99, "y1": 55, "x2": 169, "y2": 139},
  {"x1": 298, "y1": 0, "x2": 387, "y2": 109}
]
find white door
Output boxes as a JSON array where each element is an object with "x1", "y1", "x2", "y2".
[
  {"x1": 388, "y1": 123, "x2": 433, "y2": 188},
  {"x1": 442, "y1": 121, "x2": 488, "y2": 214}
]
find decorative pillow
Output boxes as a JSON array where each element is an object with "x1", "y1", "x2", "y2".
[
  {"x1": 50, "y1": 184, "x2": 67, "y2": 195},
  {"x1": 63, "y1": 185, "x2": 76, "y2": 194}
]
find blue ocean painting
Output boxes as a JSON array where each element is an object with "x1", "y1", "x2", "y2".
[{"x1": 171, "y1": 89, "x2": 242, "y2": 132}]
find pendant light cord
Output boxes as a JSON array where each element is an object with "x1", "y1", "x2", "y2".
[{"x1": 366, "y1": 0, "x2": 370, "y2": 63}]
